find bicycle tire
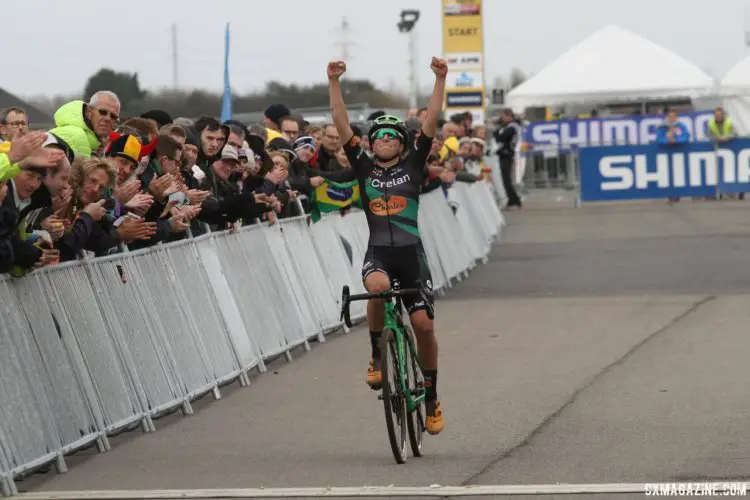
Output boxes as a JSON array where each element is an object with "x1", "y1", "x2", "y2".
[
  {"x1": 380, "y1": 328, "x2": 407, "y2": 464},
  {"x1": 341, "y1": 286, "x2": 352, "y2": 328},
  {"x1": 404, "y1": 325, "x2": 425, "y2": 457}
]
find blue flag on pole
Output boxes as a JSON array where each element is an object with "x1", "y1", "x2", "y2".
[{"x1": 220, "y1": 22, "x2": 232, "y2": 122}]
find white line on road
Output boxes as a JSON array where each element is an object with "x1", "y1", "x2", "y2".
[{"x1": 17, "y1": 482, "x2": 750, "y2": 498}]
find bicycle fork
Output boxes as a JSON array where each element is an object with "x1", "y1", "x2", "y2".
[
  {"x1": 377, "y1": 328, "x2": 425, "y2": 413},
  {"x1": 403, "y1": 333, "x2": 426, "y2": 412}
]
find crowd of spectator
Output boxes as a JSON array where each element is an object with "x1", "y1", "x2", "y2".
[{"x1": 0, "y1": 93, "x2": 499, "y2": 276}]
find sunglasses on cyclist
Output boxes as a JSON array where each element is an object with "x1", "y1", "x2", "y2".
[{"x1": 374, "y1": 128, "x2": 402, "y2": 141}]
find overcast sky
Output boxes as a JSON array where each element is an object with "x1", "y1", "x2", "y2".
[{"x1": 5, "y1": 0, "x2": 750, "y2": 99}]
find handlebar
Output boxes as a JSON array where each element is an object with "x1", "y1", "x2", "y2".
[{"x1": 339, "y1": 280, "x2": 434, "y2": 328}]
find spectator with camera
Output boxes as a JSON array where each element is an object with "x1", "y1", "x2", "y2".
[
  {"x1": 198, "y1": 144, "x2": 270, "y2": 229},
  {"x1": 125, "y1": 134, "x2": 203, "y2": 249},
  {"x1": 292, "y1": 135, "x2": 325, "y2": 195},
  {"x1": 55, "y1": 158, "x2": 156, "y2": 260},
  {"x1": 257, "y1": 140, "x2": 298, "y2": 219}
]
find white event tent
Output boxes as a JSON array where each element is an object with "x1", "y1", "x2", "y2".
[
  {"x1": 718, "y1": 57, "x2": 750, "y2": 134},
  {"x1": 720, "y1": 56, "x2": 750, "y2": 96},
  {"x1": 506, "y1": 25, "x2": 717, "y2": 111}
]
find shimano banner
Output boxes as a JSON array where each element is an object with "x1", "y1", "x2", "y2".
[
  {"x1": 526, "y1": 111, "x2": 713, "y2": 150},
  {"x1": 579, "y1": 139, "x2": 750, "y2": 202}
]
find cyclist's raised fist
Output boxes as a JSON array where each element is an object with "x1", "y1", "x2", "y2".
[
  {"x1": 327, "y1": 61, "x2": 347, "y2": 80},
  {"x1": 430, "y1": 57, "x2": 448, "y2": 77}
]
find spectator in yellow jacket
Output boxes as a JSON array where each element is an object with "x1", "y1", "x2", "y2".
[{"x1": 48, "y1": 91, "x2": 121, "y2": 158}]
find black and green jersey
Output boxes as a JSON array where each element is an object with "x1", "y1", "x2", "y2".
[{"x1": 342, "y1": 132, "x2": 433, "y2": 247}]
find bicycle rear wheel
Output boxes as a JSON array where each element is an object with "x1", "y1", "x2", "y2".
[
  {"x1": 380, "y1": 328, "x2": 407, "y2": 464},
  {"x1": 404, "y1": 325, "x2": 425, "y2": 457}
]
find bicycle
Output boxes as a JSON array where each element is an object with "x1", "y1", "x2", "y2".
[{"x1": 340, "y1": 279, "x2": 435, "y2": 464}]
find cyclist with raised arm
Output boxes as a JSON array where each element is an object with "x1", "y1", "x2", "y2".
[{"x1": 327, "y1": 57, "x2": 447, "y2": 435}]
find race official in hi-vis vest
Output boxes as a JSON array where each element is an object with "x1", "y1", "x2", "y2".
[
  {"x1": 708, "y1": 107, "x2": 737, "y2": 144},
  {"x1": 708, "y1": 107, "x2": 741, "y2": 199}
]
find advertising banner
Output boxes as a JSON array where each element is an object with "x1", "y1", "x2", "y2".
[
  {"x1": 579, "y1": 139, "x2": 750, "y2": 202},
  {"x1": 443, "y1": 6, "x2": 483, "y2": 53},
  {"x1": 446, "y1": 91, "x2": 483, "y2": 107},
  {"x1": 445, "y1": 52, "x2": 483, "y2": 70},
  {"x1": 446, "y1": 70, "x2": 483, "y2": 88},
  {"x1": 442, "y1": 0, "x2": 485, "y2": 124},
  {"x1": 525, "y1": 111, "x2": 714, "y2": 151}
]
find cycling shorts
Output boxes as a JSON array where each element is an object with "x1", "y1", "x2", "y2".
[{"x1": 362, "y1": 244, "x2": 434, "y2": 316}]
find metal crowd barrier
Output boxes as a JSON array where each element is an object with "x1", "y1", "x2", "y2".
[
  {"x1": 519, "y1": 148, "x2": 581, "y2": 191},
  {"x1": 0, "y1": 183, "x2": 504, "y2": 496}
]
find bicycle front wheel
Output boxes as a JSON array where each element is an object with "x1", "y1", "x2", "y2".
[{"x1": 380, "y1": 328, "x2": 407, "y2": 464}]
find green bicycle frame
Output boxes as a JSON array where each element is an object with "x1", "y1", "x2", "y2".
[{"x1": 383, "y1": 300, "x2": 425, "y2": 412}]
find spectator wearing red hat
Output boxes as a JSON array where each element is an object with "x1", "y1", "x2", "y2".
[
  {"x1": 105, "y1": 132, "x2": 155, "y2": 186},
  {"x1": 103, "y1": 132, "x2": 156, "y2": 220}
]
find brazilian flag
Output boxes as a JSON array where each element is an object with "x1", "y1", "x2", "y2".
[{"x1": 310, "y1": 179, "x2": 362, "y2": 223}]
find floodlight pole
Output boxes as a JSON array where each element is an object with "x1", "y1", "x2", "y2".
[{"x1": 398, "y1": 10, "x2": 421, "y2": 109}]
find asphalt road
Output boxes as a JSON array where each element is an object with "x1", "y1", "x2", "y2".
[{"x1": 23, "y1": 193, "x2": 750, "y2": 499}]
